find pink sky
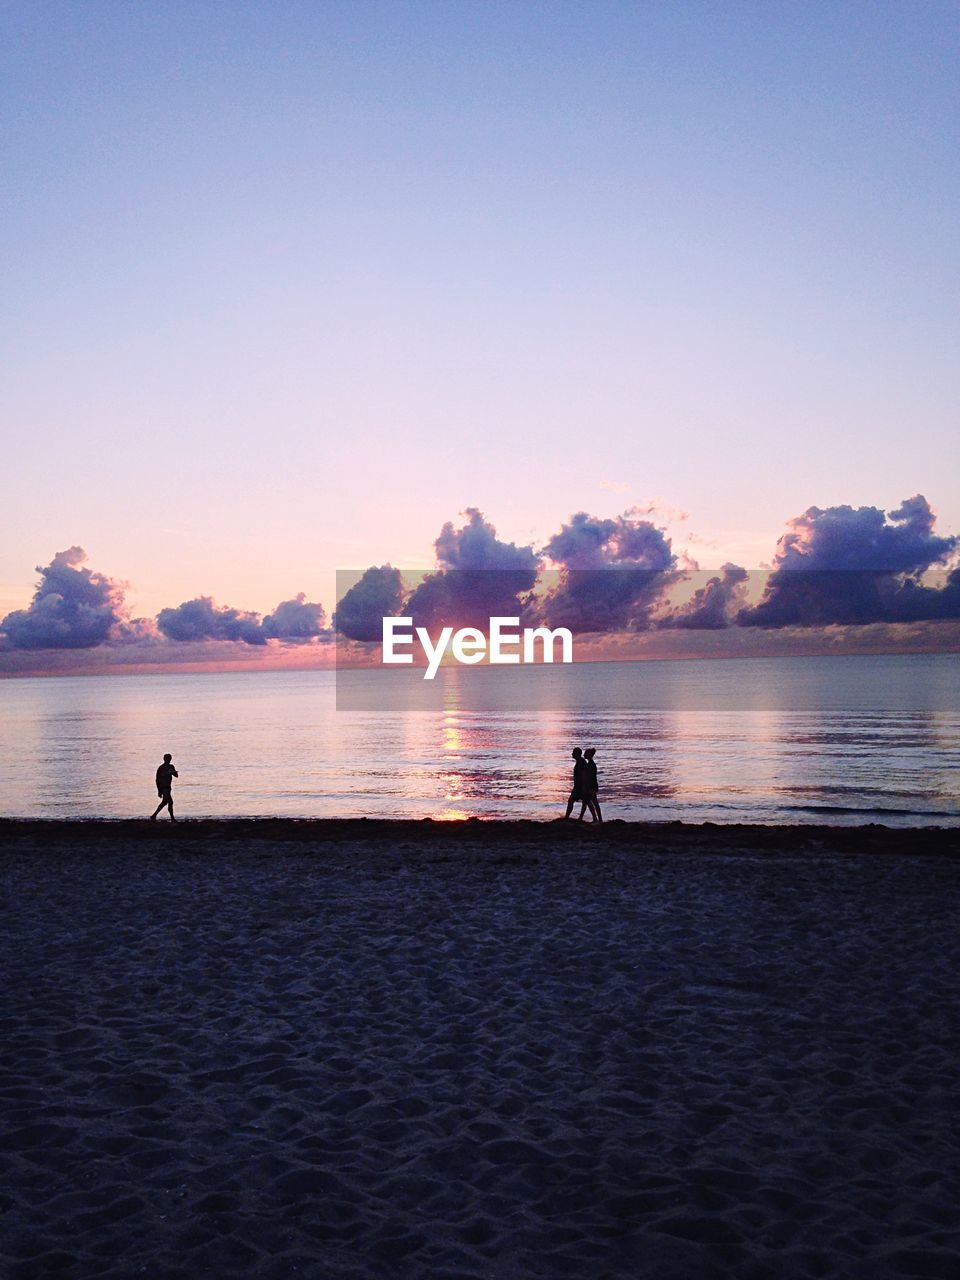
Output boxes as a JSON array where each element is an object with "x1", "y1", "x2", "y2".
[{"x1": 3, "y1": 5, "x2": 959, "y2": 648}]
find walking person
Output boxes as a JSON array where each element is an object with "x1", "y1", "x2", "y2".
[
  {"x1": 150, "y1": 753, "x2": 178, "y2": 822},
  {"x1": 580, "y1": 747, "x2": 602, "y2": 823},
  {"x1": 563, "y1": 747, "x2": 589, "y2": 820}
]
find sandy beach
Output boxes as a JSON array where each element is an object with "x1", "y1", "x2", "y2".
[{"x1": 2, "y1": 819, "x2": 959, "y2": 1279}]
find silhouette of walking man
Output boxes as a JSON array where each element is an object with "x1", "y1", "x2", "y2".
[
  {"x1": 150, "y1": 753, "x2": 178, "y2": 822},
  {"x1": 580, "y1": 747, "x2": 602, "y2": 823},
  {"x1": 563, "y1": 747, "x2": 588, "y2": 820}
]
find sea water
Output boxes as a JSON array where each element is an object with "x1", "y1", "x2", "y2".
[{"x1": 1, "y1": 654, "x2": 958, "y2": 825}]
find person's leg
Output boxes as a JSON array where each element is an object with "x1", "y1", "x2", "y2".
[
  {"x1": 564, "y1": 790, "x2": 576, "y2": 819},
  {"x1": 166, "y1": 795, "x2": 176, "y2": 822},
  {"x1": 594, "y1": 797, "x2": 603, "y2": 823},
  {"x1": 578, "y1": 799, "x2": 588, "y2": 820},
  {"x1": 150, "y1": 796, "x2": 165, "y2": 819}
]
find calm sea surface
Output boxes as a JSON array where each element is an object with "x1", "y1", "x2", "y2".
[{"x1": 1, "y1": 655, "x2": 958, "y2": 825}]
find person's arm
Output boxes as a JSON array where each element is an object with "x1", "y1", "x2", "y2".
[{"x1": 172, "y1": 768, "x2": 179, "y2": 777}]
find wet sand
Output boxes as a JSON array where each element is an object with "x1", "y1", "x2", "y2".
[{"x1": 2, "y1": 819, "x2": 959, "y2": 1279}]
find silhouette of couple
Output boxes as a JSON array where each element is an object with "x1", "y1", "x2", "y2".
[{"x1": 564, "y1": 746, "x2": 602, "y2": 823}]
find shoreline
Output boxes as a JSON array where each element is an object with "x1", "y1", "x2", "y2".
[{"x1": 3, "y1": 816, "x2": 959, "y2": 858}]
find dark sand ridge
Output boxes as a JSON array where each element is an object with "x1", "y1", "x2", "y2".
[{"x1": 2, "y1": 820, "x2": 959, "y2": 1278}]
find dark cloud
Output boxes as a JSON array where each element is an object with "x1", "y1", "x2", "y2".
[
  {"x1": 156, "y1": 597, "x2": 268, "y2": 645},
  {"x1": 335, "y1": 566, "x2": 405, "y2": 642},
  {"x1": 542, "y1": 511, "x2": 676, "y2": 570},
  {"x1": 767, "y1": 493, "x2": 954, "y2": 571},
  {"x1": 2, "y1": 547, "x2": 329, "y2": 653},
  {"x1": 261, "y1": 594, "x2": 327, "y2": 641},
  {"x1": 158, "y1": 592, "x2": 329, "y2": 646},
  {"x1": 877, "y1": 567, "x2": 960, "y2": 621},
  {"x1": 406, "y1": 509, "x2": 539, "y2": 631},
  {"x1": 662, "y1": 565, "x2": 749, "y2": 630},
  {"x1": 5, "y1": 494, "x2": 958, "y2": 671},
  {"x1": 739, "y1": 496, "x2": 960, "y2": 627},
  {"x1": 434, "y1": 508, "x2": 539, "y2": 574},
  {"x1": 537, "y1": 512, "x2": 677, "y2": 633},
  {"x1": 1, "y1": 547, "x2": 137, "y2": 650}
]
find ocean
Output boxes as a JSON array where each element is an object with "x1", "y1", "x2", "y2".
[{"x1": 1, "y1": 654, "x2": 958, "y2": 825}]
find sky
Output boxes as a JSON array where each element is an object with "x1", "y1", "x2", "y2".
[{"x1": 2, "y1": 0, "x2": 958, "y2": 629}]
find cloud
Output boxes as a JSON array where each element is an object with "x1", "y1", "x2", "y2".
[
  {"x1": 628, "y1": 500, "x2": 690, "y2": 525},
  {"x1": 537, "y1": 511, "x2": 677, "y2": 633},
  {"x1": 540, "y1": 511, "x2": 672, "y2": 570},
  {"x1": 158, "y1": 593, "x2": 329, "y2": 646},
  {"x1": 261, "y1": 593, "x2": 327, "y2": 641},
  {"x1": 739, "y1": 495, "x2": 960, "y2": 627},
  {"x1": 406, "y1": 509, "x2": 539, "y2": 630},
  {"x1": 335, "y1": 566, "x2": 405, "y2": 642},
  {"x1": 0, "y1": 547, "x2": 143, "y2": 650},
  {"x1": 432, "y1": 507, "x2": 540, "y2": 574},
  {"x1": 4, "y1": 493, "x2": 958, "y2": 674},
  {"x1": 661, "y1": 564, "x2": 749, "y2": 630},
  {"x1": 156, "y1": 596, "x2": 268, "y2": 645},
  {"x1": 766, "y1": 493, "x2": 954, "y2": 571},
  {"x1": 1, "y1": 546, "x2": 330, "y2": 654},
  {"x1": 876, "y1": 567, "x2": 960, "y2": 621}
]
